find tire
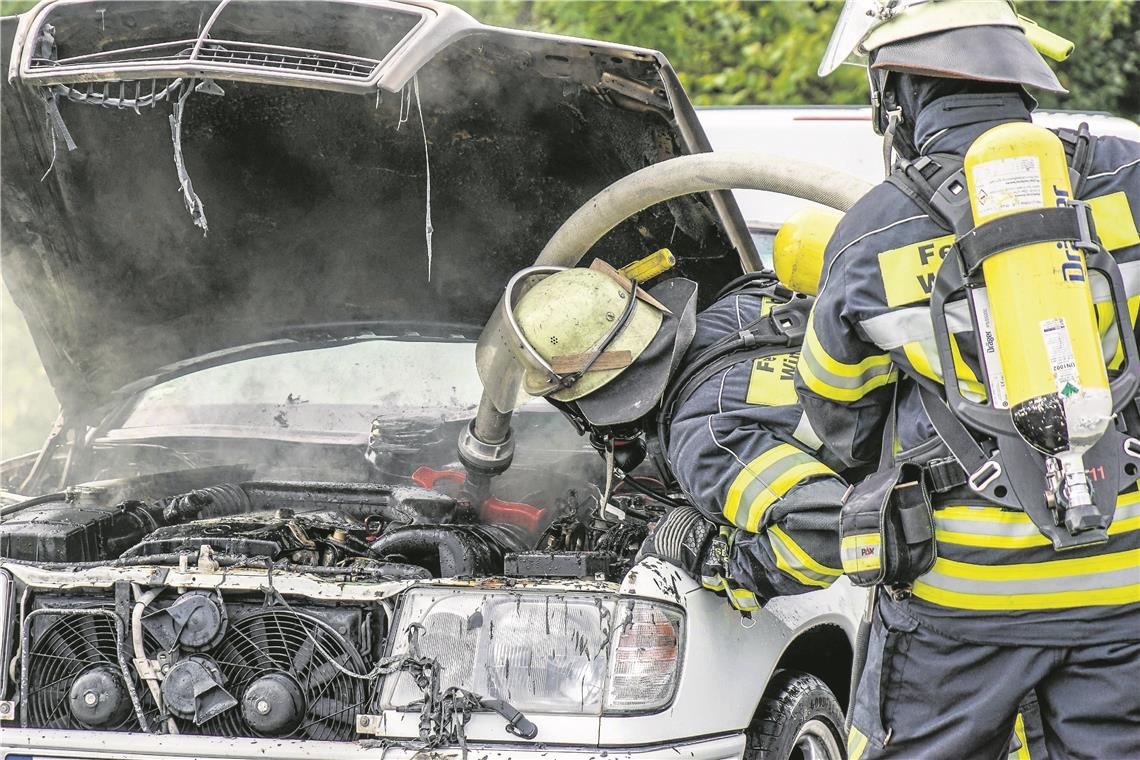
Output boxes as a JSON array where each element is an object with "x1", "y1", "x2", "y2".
[{"x1": 744, "y1": 669, "x2": 847, "y2": 760}]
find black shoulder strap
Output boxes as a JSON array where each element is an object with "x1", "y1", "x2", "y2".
[
  {"x1": 713, "y1": 270, "x2": 784, "y2": 302},
  {"x1": 886, "y1": 152, "x2": 965, "y2": 230},
  {"x1": 888, "y1": 123, "x2": 1100, "y2": 236},
  {"x1": 1054, "y1": 123, "x2": 1098, "y2": 198},
  {"x1": 656, "y1": 289, "x2": 811, "y2": 454}
]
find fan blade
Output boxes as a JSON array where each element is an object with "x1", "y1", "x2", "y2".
[
  {"x1": 304, "y1": 656, "x2": 346, "y2": 692},
  {"x1": 291, "y1": 631, "x2": 318, "y2": 675},
  {"x1": 307, "y1": 697, "x2": 356, "y2": 725},
  {"x1": 246, "y1": 615, "x2": 269, "y2": 650},
  {"x1": 53, "y1": 620, "x2": 94, "y2": 665},
  {"x1": 78, "y1": 617, "x2": 116, "y2": 666}
]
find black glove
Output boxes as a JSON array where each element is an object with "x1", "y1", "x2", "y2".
[
  {"x1": 637, "y1": 507, "x2": 718, "y2": 578},
  {"x1": 637, "y1": 507, "x2": 760, "y2": 613}
]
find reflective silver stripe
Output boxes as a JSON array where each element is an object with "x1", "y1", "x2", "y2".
[
  {"x1": 840, "y1": 534, "x2": 881, "y2": 573},
  {"x1": 1091, "y1": 261, "x2": 1140, "y2": 301},
  {"x1": 860, "y1": 302, "x2": 971, "y2": 349},
  {"x1": 940, "y1": 500, "x2": 1140, "y2": 538},
  {"x1": 936, "y1": 499, "x2": 1140, "y2": 548},
  {"x1": 913, "y1": 549, "x2": 1140, "y2": 609},
  {"x1": 799, "y1": 342, "x2": 895, "y2": 390},
  {"x1": 861, "y1": 261, "x2": 1140, "y2": 351},
  {"x1": 902, "y1": 338, "x2": 987, "y2": 403},
  {"x1": 920, "y1": 564, "x2": 1139, "y2": 596},
  {"x1": 936, "y1": 515, "x2": 1045, "y2": 541},
  {"x1": 792, "y1": 412, "x2": 823, "y2": 450}
]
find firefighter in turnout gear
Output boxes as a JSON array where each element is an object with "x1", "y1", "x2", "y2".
[
  {"x1": 654, "y1": 269, "x2": 848, "y2": 612},
  {"x1": 489, "y1": 256, "x2": 847, "y2": 614},
  {"x1": 803, "y1": 1, "x2": 1140, "y2": 758}
]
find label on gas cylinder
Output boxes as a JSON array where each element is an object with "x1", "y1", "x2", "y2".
[
  {"x1": 972, "y1": 156, "x2": 1042, "y2": 218},
  {"x1": 1040, "y1": 317, "x2": 1080, "y2": 397},
  {"x1": 970, "y1": 287, "x2": 1008, "y2": 408}
]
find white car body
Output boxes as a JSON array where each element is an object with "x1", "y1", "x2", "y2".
[{"x1": 697, "y1": 105, "x2": 1140, "y2": 265}]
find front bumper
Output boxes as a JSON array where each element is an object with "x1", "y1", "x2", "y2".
[{"x1": 0, "y1": 729, "x2": 746, "y2": 760}]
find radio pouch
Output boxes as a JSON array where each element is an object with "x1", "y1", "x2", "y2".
[{"x1": 839, "y1": 463, "x2": 936, "y2": 587}]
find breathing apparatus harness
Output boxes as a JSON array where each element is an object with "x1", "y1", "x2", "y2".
[
  {"x1": 655, "y1": 273, "x2": 812, "y2": 472},
  {"x1": 886, "y1": 124, "x2": 1140, "y2": 551}
]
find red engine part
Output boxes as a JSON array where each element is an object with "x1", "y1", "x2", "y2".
[{"x1": 410, "y1": 466, "x2": 547, "y2": 534}]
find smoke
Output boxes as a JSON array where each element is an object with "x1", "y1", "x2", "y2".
[{"x1": 2, "y1": 13, "x2": 733, "y2": 502}]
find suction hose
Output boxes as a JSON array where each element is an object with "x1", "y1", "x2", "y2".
[
  {"x1": 536, "y1": 150, "x2": 871, "y2": 266},
  {"x1": 462, "y1": 151, "x2": 872, "y2": 474}
]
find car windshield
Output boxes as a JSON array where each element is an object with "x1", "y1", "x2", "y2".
[
  {"x1": 81, "y1": 337, "x2": 587, "y2": 488},
  {"x1": 111, "y1": 339, "x2": 484, "y2": 443}
]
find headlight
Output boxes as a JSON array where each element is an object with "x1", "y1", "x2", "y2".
[
  {"x1": 605, "y1": 601, "x2": 683, "y2": 712},
  {"x1": 382, "y1": 589, "x2": 683, "y2": 715}
]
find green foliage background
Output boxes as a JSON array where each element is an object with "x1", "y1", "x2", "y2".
[{"x1": 1, "y1": 0, "x2": 1136, "y2": 458}]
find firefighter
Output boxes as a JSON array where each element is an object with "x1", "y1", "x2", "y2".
[
  {"x1": 801, "y1": 1, "x2": 1140, "y2": 758},
  {"x1": 492, "y1": 257, "x2": 846, "y2": 613}
]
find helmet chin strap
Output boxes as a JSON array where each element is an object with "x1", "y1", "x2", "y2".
[
  {"x1": 870, "y1": 67, "x2": 904, "y2": 177},
  {"x1": 881, "y1": 106, "x2": 904, "y2": 177}
]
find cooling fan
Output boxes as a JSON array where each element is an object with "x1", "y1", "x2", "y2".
[
  {"x1": 187, "y1": 607, "x2": 369, "y2": 741},
  {"x1": 26, "y1": 612, "x2": 152, "y2": 731}
]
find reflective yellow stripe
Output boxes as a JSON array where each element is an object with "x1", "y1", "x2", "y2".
[
  {"x1": 913, "y1": 549, "x2": 1140, "y2": 610},
  {"x1": 744, "y1": 460, "x2": 833, "y2": 532},
  {"x1": 798, "y1": 315, "x2": 895, "y2": 402},
  {"x1": 935, "y1": 496, "x2": 1140, "y2": 549},
  {"x1": 769, "y1": 525, "x2": 842, "y2": 588},
  {"x1": 841, "y1": 533, "x2": 882, "y2": 574},
  {"x1": 728, "y1": 586, "x2": 761, "y2": 612},
  {"x1": 937, "y1": 515, "x2": 1140, "y2": 549},
  {"x1": 902, "y1": 339, "x2": 986, "y2": 402},
  {"x1": 702, "y1": 574, "x2": 728, "y2": 592},
  {"x1": 935, "y1": 528, "x2": 1049, "y2": 549},
  {"x1": 848, "y1": 725, "x2": 869, "y2": 760},
  {"x1": 949, "y1": 332, "x2": 987, "y2": 400},
  {"x1": 723, "y1": 445, "x2": 834, "y2": 531},
  {"x1": 912, "y1": 581, "x2": 1140, "y2": 611},
  {"x1": 932, "y1": 549, "x2": 1137, "y2": 581},
  {"x1": 1087, "y1": 192, "x2": 1140, "y2": 251},
  {"x1": 1011, "y1": 711, "x2": 1031, "y2": 760}
]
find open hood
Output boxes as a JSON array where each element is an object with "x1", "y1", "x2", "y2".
[{"x1": 1, "y1": 0, "x2": 753, "y2": 420}]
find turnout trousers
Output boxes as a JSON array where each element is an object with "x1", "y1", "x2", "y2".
[{"x1": 847, "y1": 596, "x2": 1140, "y2": 760}]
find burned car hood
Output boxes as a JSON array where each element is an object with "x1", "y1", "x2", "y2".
[{"x1": 1, "y1": 0, "x2": 750, "y2": 420}]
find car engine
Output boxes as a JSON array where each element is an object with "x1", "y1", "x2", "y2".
[{"x1": 0, "y1": 471, "x2": 669, "y2": 740}]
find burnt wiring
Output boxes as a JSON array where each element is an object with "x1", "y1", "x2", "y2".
[
  {"x1": 398, "y1": 75, "x2": 435, "y2": 281},
  {"x1": 169, "y1": 79, "x2": 211, "y2": 234},
  {"x1": 617, "y1": 470, "x2": 686, "y2": 510},
  {"x1": 413, "y1": 76, "x2": 434, "y2": 282},
  {"x1": 35, "y1": 76, "x2": 218, "y2": 235}
]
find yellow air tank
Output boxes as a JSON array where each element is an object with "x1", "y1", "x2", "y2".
[
  {"x1": 965, "y1": 122, "x2": 1111, "y2": 523},
  {"x1": 772, "y1": 207, "x2": 842, "y2": 296}
]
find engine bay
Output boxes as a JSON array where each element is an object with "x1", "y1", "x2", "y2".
[
  {"x1": 0, "y1": 473, "x2": 665, "y2": 581},
  {"x1": 0, "y1": 437, "x2": 674, "y2": 741}
]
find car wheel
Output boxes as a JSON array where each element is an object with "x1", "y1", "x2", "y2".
[{"x1": 745, "y1": 670, "x2": 846, "y2": 760}]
